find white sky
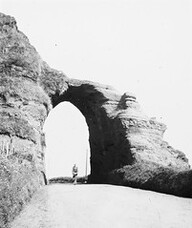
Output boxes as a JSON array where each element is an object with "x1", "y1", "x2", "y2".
[{"x1": 1, "y1": 0, "x2": 192, "y2": 177}]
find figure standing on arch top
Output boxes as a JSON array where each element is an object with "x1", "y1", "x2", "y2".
[{"x1": 72, "y1": 164, "x2": 78, "y2": 185}]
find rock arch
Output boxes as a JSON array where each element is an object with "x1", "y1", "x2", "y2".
[
  {"x1": 0, "y1": 13, "x2": 192, "y2": 198},
  {"x1": 51, "y1": 79, "x2": 135, "y2": 183}
]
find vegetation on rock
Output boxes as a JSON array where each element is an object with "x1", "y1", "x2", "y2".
[
  {"x1": 0, "y1": 11, "x2": 192, "y2": 227},
  {"x1": 0, "y1": 143, "x2": 44, "y2": 228}
]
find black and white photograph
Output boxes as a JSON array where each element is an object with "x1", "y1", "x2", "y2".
[{"x1": 0, "y1": 0, "x2": 192, "y2": 227}]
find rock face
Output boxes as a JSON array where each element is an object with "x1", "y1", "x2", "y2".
[{"x1": 0, "y1": 12, "x2": 192, "y2": 209}]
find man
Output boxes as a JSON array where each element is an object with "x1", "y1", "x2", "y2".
[{"x1": 72, "y1": 164, "x2": 78, "y2": 185}]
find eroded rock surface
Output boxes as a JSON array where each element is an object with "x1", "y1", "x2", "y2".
[{"x1": 0, "y1": 12, "x2": 191, "y2": 217}]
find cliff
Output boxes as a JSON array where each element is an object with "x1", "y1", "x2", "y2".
[{"x1": 0, "y1": 12, "x2": 191, "y2": 227}]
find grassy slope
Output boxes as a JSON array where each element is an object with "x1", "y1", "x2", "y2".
[
  {"x1": 0, "y1": 153, "x2": 44, "y2": 228},
  {"x1": 108, "y1": 160, "x2": 192, "y2": 197}
]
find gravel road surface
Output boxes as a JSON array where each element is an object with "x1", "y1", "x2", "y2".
[{"x1": 10, "y1": 184, "x2": 192, "y2": 228}]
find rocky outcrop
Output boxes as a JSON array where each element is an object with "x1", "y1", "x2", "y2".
[
  {"x1": 52, "y1": 79, "x2": 190, "y2": 185},
  {"x1": 0, "y1": 13, "x2": 191, "y2": 224},
  {"x1": 0, "y1": 13, "x2": 49, "y2": 227},
  {"x1": 50, "y1": 79, "x2": 192, "y2": 197}
]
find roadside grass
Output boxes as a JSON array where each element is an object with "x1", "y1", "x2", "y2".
[
  {"x1": 49, "y1": 176, "x2": 88, "y2": 184},
  {"x1": 0, "y1": 145, "x2": 43, "y2": 228},
  {"x1": 109, "y1": 160, "x2": 192, "y2": 198}
]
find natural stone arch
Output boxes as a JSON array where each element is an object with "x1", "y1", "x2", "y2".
[
  {"x1": 0, "y1": 13, "x2": 192, "y2": 198},
  {"x1": 51, "y1": 79, "x2": 135, "y2": 183}
]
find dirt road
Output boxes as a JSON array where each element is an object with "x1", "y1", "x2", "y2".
[{"x1": 10, "y1": 184, "x2": 192, "y2": 228}]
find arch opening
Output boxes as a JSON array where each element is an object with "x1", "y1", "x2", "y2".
[{"x1": 43, "y1": 102, "x2": 90, "y2": 182}]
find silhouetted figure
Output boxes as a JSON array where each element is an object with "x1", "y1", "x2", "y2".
[{"x1": 72, "y1": 164, "x2": 78, "y2": 185}]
